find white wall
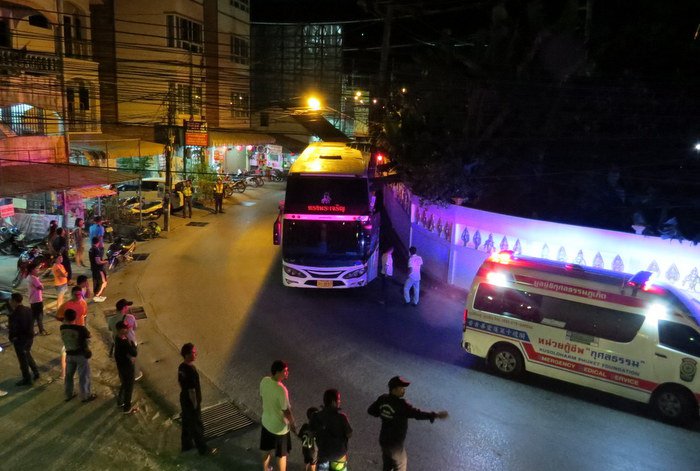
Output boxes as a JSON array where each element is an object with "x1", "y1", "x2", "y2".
[{"x1": 385, "y1": 183, "x2": 700, "y2": 294}]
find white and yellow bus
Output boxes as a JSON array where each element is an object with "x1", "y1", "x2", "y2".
[{"x1": 462, "y1": 251, "x2": 700, "y2": 424}]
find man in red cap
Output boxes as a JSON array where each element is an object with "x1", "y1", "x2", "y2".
[{"x1": 367, "y1": 376, "x2": 448, "y2": 471}]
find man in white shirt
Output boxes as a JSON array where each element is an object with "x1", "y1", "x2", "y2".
[
  {"x1": 260, "y1": 360, "x2": 297, "y2": 471},
  {"x1": 380, "y1": 246, "x2": 394, "y2": 305},
  {"x1": 403, "y1": 246, "x2": 423, "y2": 306}
]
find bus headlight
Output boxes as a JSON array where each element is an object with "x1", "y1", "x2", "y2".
[
  {"x1": 284, "y1": 266, "x2": 307, "y2": 278},
  {"x1": 343, "y1": 267, "x2": 367, "y2": 279}
]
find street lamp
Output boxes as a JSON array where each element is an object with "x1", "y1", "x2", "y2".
[{"x1": 307, "y1": 96, "x2": 321, "y2": 111}]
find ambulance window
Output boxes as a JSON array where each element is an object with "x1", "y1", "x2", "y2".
[
  {"x1": 658, "y1": 321, "x2": 700, "y2": 357},
  {"x1": 473, "y1": 284, "x2": 542, "y2": 323}
]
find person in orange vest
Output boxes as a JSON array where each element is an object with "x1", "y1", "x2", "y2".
[
  {"x1": 214, "y1": 178, "x2": 225, "y2": 214},
  {"x1": 182, "y1": 179, "x2": 193, "y2": 218}
]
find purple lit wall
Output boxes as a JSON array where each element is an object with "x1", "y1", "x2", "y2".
[{"x1": 385, "y1": 183, "x2": 700, "y2": 294}]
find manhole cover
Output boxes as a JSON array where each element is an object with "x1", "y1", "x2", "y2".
[
  {"x1": 186, "y1": 222, "x2": 209, "y2": 227},
  {"x1": 132, "y1": 253, "x2": 150, "y2": 261},
  {"x1": 104, "y1": 306, "x2": 147, "y2": 320},
  {"x1": 175, "y1": 401, "x2": 254, "y2": 440}
]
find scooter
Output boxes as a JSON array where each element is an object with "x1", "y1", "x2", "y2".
[
  {"x1": 0, "y1": 226, "x2": 25, "y2": 255},
  {"x1": 224, "y1": 177, "x2": 246, "y2": 197},
  {"x1": 245, "y1": 171, "x2": 265, "y2": 188},
  {"x1": 136, "y1": 221, "x2": 161, "y2": 241},
  {"x1": 107, "y1": 237, "x2": 136, "y2": 270},
  {"x1": 13, "y1": 247, "x2": 53, "y2": 288}
]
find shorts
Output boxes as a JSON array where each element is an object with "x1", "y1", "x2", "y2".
[
  {"x1": 56, "y1": 283, "x2": 68, "y2": 295},
  {"x1": 302, "y1": 446, "x2": 318, "y2": 465},
  {"x1": 259, "y1": 426, "x2": 291, "y2": 457}
]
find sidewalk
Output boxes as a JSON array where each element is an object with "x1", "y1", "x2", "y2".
[{"x1": 0, "y1": 197, "x2": 264, "y2": 470}]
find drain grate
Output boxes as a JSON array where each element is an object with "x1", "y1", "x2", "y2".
[
  {"x1": 131, "y1": 253, "x2": 150, "y2": 261},
  {"x1": 200, "y1": 402, "x2": 255, "y2": 439},
  {"x1": 186, "y1": 222, "x2": 209, "y2": 227},
  {"x1": 104, "y1": 305, "x2": 148, "y2": 320}
]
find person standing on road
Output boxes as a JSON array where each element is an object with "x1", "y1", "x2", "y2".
[
  {"x1": 403, "y1": 247, "x2": 423, "y2": 306},
  {"x1": 367, "y1": 376, "x2": 448, "y2": 471},
  {"x1": 52, "y1": 254, "x2": 69, "y2": 309},
  {"x1": 298, "y1": 407, "x2": 319, "y2": 471},
  {"x1": 26, "y1": 263, "x2": 48, "y2": 335},
  {"x1": 89, "y1": 237, "x2": 108, "y2": 302},
  {"x1": 116, "y1": 298, "x2": 141, "y2": 381},
  {"x1": 60, "y1": 308, "x2": 96, "y2": 403},
  {"x1": 310, "y1": 389, "x2": 352, "y2": 471},
  {"x1": 260, "y1": 360, "x2": 297, "y2": 471},
  {"x1": 178, "y1": 343, "x2": 217, "y2": 456},
  {"x1": 47, "y1": 220, "x2": 58, "y2": 253},
  {"x1": 114, "y1": 321, "x2": 138, "y2": 414},
  {"x1": 57, "y1": 286, "x2": 89, "y2": 379},
  {"x1": 89, "y1": 216, "x2": 105, "y2": 243},
  {"x1": 8, "y1": 293, "x2": 40, "y2": 386},
  {"x1": 182, "y1": 179, "x2": 193, "y2": 218},
  {"x1": 52, "y1": 227, "x2": 72, "y2": 283},
  {"x1": 380, "y1": 246, "x2": 394, "y2": 304},
  {"x1": 213, "y1": 177, "x2": 225, "y2": 214},
  {"x1": 73, "y1": 218, "x2": 87, "y2": 267}
]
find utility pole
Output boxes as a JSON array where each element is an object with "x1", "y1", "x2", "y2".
[{"x1": 163, "y1": 90, "x2": 175, "y2": 232}]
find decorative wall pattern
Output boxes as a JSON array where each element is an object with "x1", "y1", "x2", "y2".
[{"x1": 387, "y1": 183, "x2": 700, "y2": 293}]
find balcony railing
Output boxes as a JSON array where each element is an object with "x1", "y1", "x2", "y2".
[{"x1": 0, "y1": 47, "x2": 60, "y2": 75}]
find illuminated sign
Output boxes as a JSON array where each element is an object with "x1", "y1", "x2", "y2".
[
  {"x1": 184, "y1": 119, "x2": 208, "y2": 147},
  {"x1": 307, "y1": 204, "x2": 346, "y2": 213},
  {"x1": 0, "y1": 203, "x2": 14, "y2": 217}
]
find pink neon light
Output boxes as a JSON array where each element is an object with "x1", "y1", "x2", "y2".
[{"x1": 284, "y1": 214, "x2": 369, "y2": 222}]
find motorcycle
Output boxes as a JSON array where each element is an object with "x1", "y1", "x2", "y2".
[
  {"x1": 270, "y1": 169, "x2": 287, "y2": 182},
  {"x1": 107, "y1": 237, "x2": 136, "y2": 270},
  {"x1": 136, "y1": 221, "x2": 162, "y2": 241},
  {"x1": 13, "y1": 247, "x2": 53, "y2": 288},
  {"x1": 245, "y1": 171, "x2": 265, "y2": 188},
  {"x1": 0, "y1": 226, "x2": 25, "y2": 255},
  {"x1": 126, "y1": 200, "x2": 164, "y2": 220},
  {"x1": 224, "y1": 177, "x2": 246, "y2": 197}
]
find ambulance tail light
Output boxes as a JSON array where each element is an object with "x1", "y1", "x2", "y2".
[
  {"x1": 486, "y1": 271, "x2": 509, "y2": 287},
  {"x1": 463, "y1": 308, "x2": 469, "y2": 331}
]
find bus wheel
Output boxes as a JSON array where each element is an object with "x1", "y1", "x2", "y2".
[
  {"x1": 651, "y1": 385, "x2": 697, "y2": 425},
  {"x1": 489, "y1": 343, "x2": 524, "y2": 378}
]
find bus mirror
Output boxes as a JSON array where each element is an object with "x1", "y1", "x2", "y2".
[{"x1": 273, "y1": 217, "x2": 281, "y2": 245}]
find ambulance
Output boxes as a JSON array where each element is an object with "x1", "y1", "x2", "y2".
[{"x1": 462, "y1": 251, "x2": 700, "y2": 424}]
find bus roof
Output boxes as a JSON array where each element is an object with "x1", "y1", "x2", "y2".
[{"x1": 289, "y1": 142, "x2": 369, "y2": 177}]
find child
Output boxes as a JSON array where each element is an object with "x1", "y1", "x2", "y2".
[
  {"x1": 298, "y1": 407, "x2": 319, "y2": 471},
  {"x1": 76, "y1": 274, "x2": 92, "y2": 301},
  {"x1": 52, "y1": 254, "x2": 69, "y2": 308}
]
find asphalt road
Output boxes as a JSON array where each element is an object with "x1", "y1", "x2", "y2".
[{"x1": 131, "y1": 183, "x2": 699, "y2": 471}]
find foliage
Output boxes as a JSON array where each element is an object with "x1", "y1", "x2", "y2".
[
  {"x1": 116, "y1": 156, "x2": 154, "y2": 175},
  {"x1": 189, "y1": 160, "x2": 218, "y2": 203},
  {"x1": 382, "y1": 0, "x2": 700, "y2": 237}
]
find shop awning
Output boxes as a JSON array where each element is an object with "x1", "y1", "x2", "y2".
[
  {"x1": 0, "y1": 163, "x2": 140, "y2": 198},
  {"x1": 69, "y1": 133, "x2": 164, "y2": 158},
  {"x1": 291, "y1": 111, "x2": 349, "y2": 142},
  {"x1": 267, "y1": 133, "x2": 310, "y2": 153},
  {"x1": 208, "y1": 130, "x2": 276, "y2": 147},
  {"x1": 67, "y1": 186, "x2": 117, "y2": 199}
]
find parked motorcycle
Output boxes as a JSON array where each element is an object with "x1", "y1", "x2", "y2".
[
  {"x1": 126, "y1": 200, "x2": 164, "y2": 220},
  {"x1": 0, "y1": 226, "x2": 25, "y2": 255},
  {"x1": 107, "y1": 237, "x2": 136, "y2": 270},
  {"x1": 135, "y1": 221, "x2": 162, "y2": 241},
  {"x1": 270, "y1": 168, "x2": 287, "y2": 182},
  {"x1": 224, "y1": 177, "x2": 247, "y2": 197},
  {"x1": 13, "y1": 247, "x2": 53, "y2": 288},
  {"x1": 245, "y1": 171, "x2": 265, "y2": 188}
]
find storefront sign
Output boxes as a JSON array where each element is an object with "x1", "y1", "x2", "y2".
[
  {"x1": 184, "y1": 119, "x2": 208, "y2": 146},
  {"x1": 0, "y1": 203, "x2": 15, "y2": 217}
]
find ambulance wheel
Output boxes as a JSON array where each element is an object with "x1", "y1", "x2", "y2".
[
  {"x1": 651, "y1": 385, "x2": 697, "y2": 425},
  {"x1": 489, "y1": 343, "x2": 524, "y2": 378}
]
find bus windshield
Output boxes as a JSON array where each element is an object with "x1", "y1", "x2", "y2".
[{"x1": 282, "y1": 219, "x2": 370, "y2": 265}]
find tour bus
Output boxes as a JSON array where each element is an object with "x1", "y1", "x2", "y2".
[
  {"x1": 273, "y1": 142, "x2": 380, "y2": 288},
  {"x1": 462, "y1": 250, "x2": 700, "y2": 424}
]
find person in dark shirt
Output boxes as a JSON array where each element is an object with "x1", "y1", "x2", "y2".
[
  {"x1": 367, "y1": 376, "x2": 448, "y2": 471},
  {"x1": 114, "y1": 321, "x2": 138, "y2": 414},
  {"x1": 88, "y1": 237, "x2": 108, "y2": 302},
  {"x1": 178, "y1": 343, "x2": 217, "y2": 456},
  {"x1": 51, "y1": 227, "x2": 72, "y2": 283},
  {"x1": 60, "y1": 308, "x2": 96, "y2": 402},
  {"x1": 298, "y1": 407, "x2": 319, "y2": 471},
  {"x1": 311, "y1": 389, "x2": 352, "y2": 471},
  {"x1": 8, "y1": 293, "x2": 40, "y2": 386}
]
